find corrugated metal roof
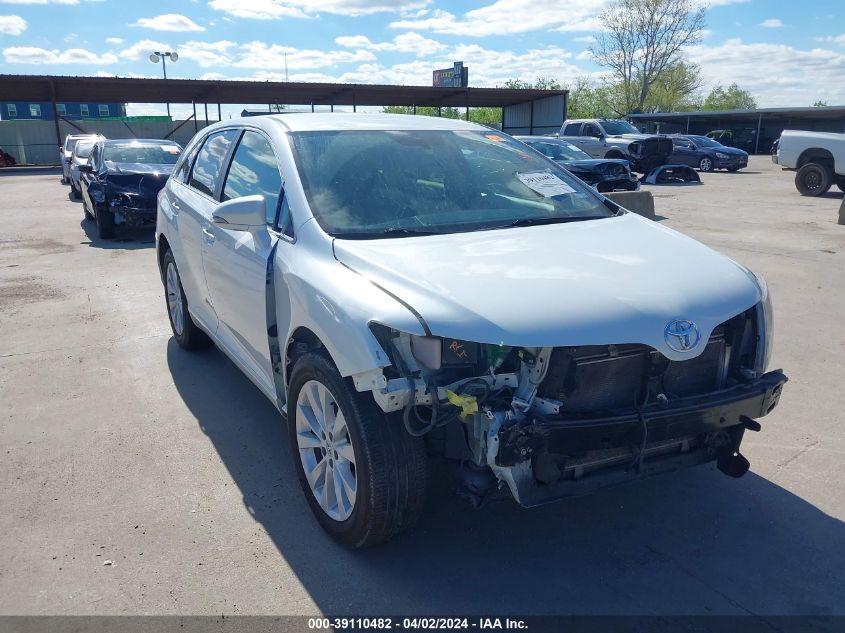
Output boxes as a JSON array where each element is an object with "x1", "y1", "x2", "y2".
[
  {"x1": 0, "y1": 74, "x2": 567, "y2": 109},
  {"x1": 630, "y1": 106, "x2": 845, "y2": 120}
]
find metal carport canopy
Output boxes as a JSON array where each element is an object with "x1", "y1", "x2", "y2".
[{"x1": 0, "y1": 74, "x2": 566, "y2": 109}]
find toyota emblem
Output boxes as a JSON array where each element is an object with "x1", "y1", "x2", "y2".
[{"x1": 664, "y1": 319, "x2": 701, "y2": 352}]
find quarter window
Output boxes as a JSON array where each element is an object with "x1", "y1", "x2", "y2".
[
  {"x1": 222, "y1": 131, "x2": 283, "y2": 226},
  {"x1": 29, "y1": 104, "x2": 41, "y2": 117},
  {"x1": 189, "y1": 129, "x2": 239, "y2": 197}
]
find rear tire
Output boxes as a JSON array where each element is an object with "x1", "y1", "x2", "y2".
[
  {"x1": 288, "y1": 352, "x2": 427, "y2": 548},
  {"x1": 162, "y1": 249, "x2": 213, "y2": 350},
  {"x1": 795, "y1": 163, "x2": 831, "y2": 196}
]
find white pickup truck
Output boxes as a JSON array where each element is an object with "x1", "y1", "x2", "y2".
[{"x1": 774, "y1": 130, "x2": 845, "y2": 196}]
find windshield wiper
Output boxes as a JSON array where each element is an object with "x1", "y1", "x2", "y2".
[
  {"x1": 333, "y1": 227, "x2": 443, "y2": 239},
  {"x1": 478, "y1": 216, "x2": 605, "y2": 231}
]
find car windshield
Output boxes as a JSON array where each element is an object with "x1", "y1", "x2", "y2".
[
  {"x1": 689, "y1": 135, "x2": 723, "y2": 148},
  {"x1": 524, "y1": 140, "x2": 590, "y2": 161},
  {"x1": 103, "y1": 143, "x2": 181, "y2": 164},
  {"x1": 601, "y1": 120, "x2": 640, "y2": 135},
  {"x1": 74, "y1": 142, "x2": 95, "y2": 158},
  {"x1": 290, "y1": 130, "x2": 615, "y2": 237}
]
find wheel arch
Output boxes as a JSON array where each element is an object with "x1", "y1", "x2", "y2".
[
  {"x1": 797, "y1": 148, "x2": 834, "y2": 169},
  {"x1": 156, "y1": 233, "x2": 171, "y2": 281}
]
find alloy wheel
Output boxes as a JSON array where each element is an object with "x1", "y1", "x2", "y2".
[
  {"x1": 295, "y1": 379, "x2": 357, "y2": 521},
  {"x1": 165, "y1": 262, "x2": 184, "y2": 336},
  {"x1": 700, "y1": 158, "x2": 713, "y2": 172}
]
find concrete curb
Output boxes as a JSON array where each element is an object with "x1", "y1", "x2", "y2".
[{"x1": 604, "y1": 190, "x2": 656, "y2": 220}]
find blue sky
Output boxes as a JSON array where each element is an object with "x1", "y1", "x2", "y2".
[{"x1": 1, "y1": 0, "x2": 844, "y2": 118}]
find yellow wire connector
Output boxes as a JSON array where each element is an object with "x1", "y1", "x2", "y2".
[{"x1": 446, "y1": 390, "x2": 479, "y2": 419}]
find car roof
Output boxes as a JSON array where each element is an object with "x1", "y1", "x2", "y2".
[
  {"x1": 204, "y1": 112, "x2": 485, "y2": 134},
  {"x1": 101, "y1": 138, "x2": 180, "y2": 146}
]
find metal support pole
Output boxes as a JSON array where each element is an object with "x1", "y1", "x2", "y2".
[
  {"x1": 352, "y1": 92, "x2": 357, "y2": 113},
  {"x1": 311, "y1": 102, "x2": 315, "y2": 113},
  {"x1": 49, "y1": 80, "x2": 61, "y2": 151},
  {"x1": 217, "y1": 103, "x2": 222, "y2": 121},
  {"x1": 754, "y1": 113, "x2": 762, "y2": 154},
  {"x1": 204, "y1": 103, "x2": 209, "y2": 127},
  {"x1": 161, "y1": 55, "x2": 171, "y2": 119},
  {"x1": 438, "y1": 106, "x2": 442, "y2": 117},
  {"x1": 686, "y1": 116, "x2": 690, "y2": 134},
  {"x1": 330, "y1": 104, "x2": 334, "y2": 112},
  {"x1": 192, "y1": 102, "x2": 197, "y2": 132},
  {"x1": 529, "y1": 99, "x2": 535, "y2": 135}
]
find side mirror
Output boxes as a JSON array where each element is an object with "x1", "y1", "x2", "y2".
[
  {"x1": 78, "y1": 164, "x2": 92, "y2": 173},
  {"x1": 212, "y1": 195, "x2": 266, "y2": 230}
]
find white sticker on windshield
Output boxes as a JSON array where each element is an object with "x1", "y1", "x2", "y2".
[{"x1": 516, "y1": 171, "x2": 576, "y2": 198}]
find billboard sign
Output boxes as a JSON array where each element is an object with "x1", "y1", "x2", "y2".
[{"x1": 433, "y1": 62, "x2": 469, "y2": 88}]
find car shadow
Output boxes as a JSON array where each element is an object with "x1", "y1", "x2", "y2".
[
  {"x1": 166, "y1": 340, "x2": 845, "y2": 616},
  {"x1": 79, "y1": 218, "x2": 155, "y2": 250},
  {"x1": 67, "y1": 190, "x2": 82, "y2": 203}
]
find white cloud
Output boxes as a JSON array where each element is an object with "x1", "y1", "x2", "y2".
[
  {"x1": 335, "y1": 31, "x2": 445, "y2": 56},
  {"x1": 685, "y1": 38, "x2": 845, "y2": 107},
  {"x1": 0, "y1": 14, "x2": 26, "y2": 34},
  {"x1": 105, "y1": 37, "x2": 123, "y2": 44},
  {"x1": 759, "y1": 18, "x2": 785, "y2": 28},
  {"x1": 118, "y1": 39, "x2": 172, "y2": 60},
  {"x1": 3, "y1": 45, "x2": 117, "y2": 64},
  {"x1": 131, "y1": 13, "x2": 206, "y2": 32},
  {"x1": 390, "y1": 0, "x2": 606, "y2": 37},
  {"x1": 233, "y1": 41, "x2": 376, "y2": 69},
  {"x1": 178, "y1": 39, "x2": 235, "y2": 67},
  {"x1": 208, "y1": 0, "x2": 429, "y2": 19},
  {"x1": 819, "y1": 34, "x2": 845, "y2": 46}
]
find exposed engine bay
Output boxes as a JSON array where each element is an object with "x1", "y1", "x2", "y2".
[{"x1": 361, "y1": 307, "x2": 787, "y2": 506}]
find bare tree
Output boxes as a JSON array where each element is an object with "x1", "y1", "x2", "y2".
[{"x1": 591, "y1": 0, "x2": 706, "y2": 114}]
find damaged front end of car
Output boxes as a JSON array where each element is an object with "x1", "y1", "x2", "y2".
[
  {"x1": 105, "y1": 175, "x2": 169, "y2": 227},
  {"x1": 361, "y1": 299, "x2": 786, "y2": 507}
]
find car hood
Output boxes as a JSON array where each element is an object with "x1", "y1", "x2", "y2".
[
  {"x1": 333, "y1": 214, "x2": 761, "y2": 360},
  {"x1": 560, "y1": 158, "x2": 631, "y2": 171},
  {"x1": 609, "y1": 133, "x2": 655, "y2": 141},
  {"x1": 105, "y1": 162, "x2": 175, "y2": 176},
  {"x1": 710, "y1": 146, "x2": 748, "y2": 157}
]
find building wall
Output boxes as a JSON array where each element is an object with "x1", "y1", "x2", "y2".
[
  {"x1": 0, "y1": 102, "x2": 128, "y2": 121},
  {"x1": 0, "y1": 118, "x2": 212, "y2": 165}
]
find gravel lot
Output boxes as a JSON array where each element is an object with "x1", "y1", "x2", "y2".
[{"x1": 1, "y1": 157, "x2": 843, "y2": 616}]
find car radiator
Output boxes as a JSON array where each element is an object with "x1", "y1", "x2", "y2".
[{"x1": 536, "y1": 328, "x2": 729, "y2": 416}]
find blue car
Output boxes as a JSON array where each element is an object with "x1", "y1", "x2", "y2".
[{"x1": 669, "y1": 134, "x2": 749, "y2": 172}]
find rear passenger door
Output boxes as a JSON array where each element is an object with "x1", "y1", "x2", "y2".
[
  {"x1": 167, "y1": 128, "x2": 240, "y2": 332},
  {"x1": 202, "y1": 129, "x2": 284, "y2": 394}
]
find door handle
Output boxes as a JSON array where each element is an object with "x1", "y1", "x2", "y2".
[{"x1": 202, "y1": 228, "x2": 215, "y2": 243}]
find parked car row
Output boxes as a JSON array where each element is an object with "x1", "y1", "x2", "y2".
[
  {"x1": 61, "y1": 133, "x2": 182, "y2": 238},
  {"x1": 555, "y1": 119, "x2": 750, "y2": 175},
  {"x1": 146, "y1": 113, "x2": 785, "y2": 547}
]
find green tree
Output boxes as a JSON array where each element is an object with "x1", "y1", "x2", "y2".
[
  {"x1": 812, "y1": 100, "x2": 829, "y2": 107},
  {"x1": 702, "y1": 83, "x2": 757, "y2": 111},
  {"x1": 642, "y1": 62, "x2": 703, "y2": 112},
  {"x1": 591, "y1": 0, "x2": 707, "y2": 114}
]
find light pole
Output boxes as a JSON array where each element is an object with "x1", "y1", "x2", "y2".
[{"x1": 149, "y1": 51, "x2": 178, "y2": 119}]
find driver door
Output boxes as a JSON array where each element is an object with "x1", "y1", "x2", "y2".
[{"x1": 202, "y1": 129, "x2": 284, "y2": 395}]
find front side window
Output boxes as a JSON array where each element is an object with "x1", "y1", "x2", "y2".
[
  {"x1": 189, "y1": 129, "x2": 239, "y2": 197},
  {"x1": 290, "y1": 130, "x2": 614, "y2": 238},
  {"x1": 222, "y1": 130, "x2": 282, "y2": 226},
  {"x1": 98, "y1": 104, "x2": 110, "y2": 117},
  {"x1": 80, "y1": 104, "x2": 89, "y2": 117},
  {"x1": 29, "y1": 104, "x2": 41, "y2": 117},
  {"x1": 583, "y1": 123, "x2": 602, "y2": 137}
]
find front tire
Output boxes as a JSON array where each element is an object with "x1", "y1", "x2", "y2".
[
  {"x1": 699, "y1": 157, "x2": 714, "y2": 172},
  {"x1": 162, "y1": 249, "x2": 212, "y2": 350},
  {"x1": 95, "y1": 204, "x2": 116, "y2": 239},
  {"x1": 288, "y1": 353, "x2": 427, "y2": 548},
  {"x1": 796, "y1": 163, "x2": 832, "y2": 197}
]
